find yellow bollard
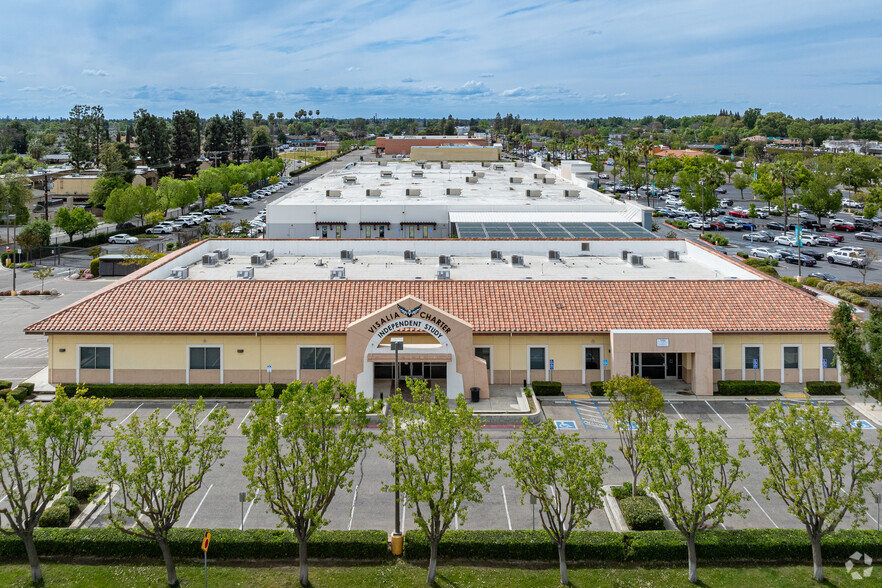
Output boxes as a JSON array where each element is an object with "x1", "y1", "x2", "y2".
[{"x1": 390, "y1": 532, "x2": 403, "y2": 556}]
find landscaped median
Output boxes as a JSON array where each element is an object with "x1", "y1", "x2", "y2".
[{"x1": 58, "y1": 383, "x2": 270, "y2": 398}]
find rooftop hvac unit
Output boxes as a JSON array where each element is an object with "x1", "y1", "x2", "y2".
[
  {"x1": 466, "y1": 176, "x2": 479, "y2": 183},
  {"x1": 629, "y1": 254, "x2": 644, "y2": 267},
  {"x1": 548, "y1": 250, "x2": 561, "y2": 261},
  {"x1": 406, "y1": 188, "x2": 421, "y2": 197},
  {"x1": 411, "y1": 170, "x2": 424, "y2": 177},
  {"x1": 202, "y1": 253, "x2": 219, "y2": 267},
  {"x1": 667, "y1": 250, "x2": 680, "y2": 261},
  {"x1": 490, "y1": 250, "x2": 502, "y2": 261},
  {"x1": 380, "y1": 170, "x2": 393, "y2": 177},
  {"x1": 533, "y1": 173, "x2": 546, "y2": 179},
  {"x1": 330, "y1": 267, "x2": 346, "y2": 280},
  {"x1": 511, "y1": 254, "x2": 525, "y2": 267},
  {"x1": 440, "y1": 162, "x2": 450, "y2": 169},
  {"x1": 509, "y1": 177, "x2": 523, "y2": 184},
  {"x1": 493, "y1": 164, "x2": 505, "y2": 171},
  {"x1": 236, "y1": 266, "x2": 254, "y2": 280},
  {"x1": 436, "y1": 269, "x2": 451, "y2": 280},
  {"x1": 515, "y1": 161, "x2": 524, "y2": 167},
  {"x1": 213, "y1": 248, "x2": 229, "y2": 260},
  {"x1": 404, "y1": 250, "x2": 416, "y2": 261},
  {"x1": 446, "y1": 188, "x2": 462, "y2": 196},
  {"x1": 564, "y1": 189, "x2": 580, "y2": 198},
  {"x1": 543, "y1": 177, "x2": 556, "y2": 184},
  {"x1": 621, "y1": 250, "x2": 632, "y2": 261},
  {"x1": 581, "y1": 243, "x2": 590, "y2": 252},
  {"x1": 340, "y1": 249, "x2": 354, "y2": 262},
  {"x1": 366, "y1": 189, "x2": 382, "y2": 197},
  {"x1": 472, "y1": 170, "x2": 485, "y2": 178},
  {"x1": 526, "y1": 189, "x2": 542, "y2": 198},
  {"x1": 251, "y1": 252, "x2": 267, "y2": 267},
  {"x1": 260, "y1": 248, "x2": 275, "y2": 261},
  {"x1": 481, "y1": 161, "x2": 491, "y2": 167},
  {"x1": 343, "y1": 176, "x2": 357, "y2": 184},
  {"x1": 170, "y1": 267, "x2": 189, "y2": 279},
  {"x1": 439, "y1": 255, "x2": 451, "y2": 267},
  {"x1": 325, "y1": 189, "x2": 342, "y2": 198},
  {"x1": 378, "y1": 160, "x2": 387, "y2": 166}
]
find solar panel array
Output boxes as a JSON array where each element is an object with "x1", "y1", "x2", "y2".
[{"x1": 455, "y1": 222, "x2": 655, "y2": 240}]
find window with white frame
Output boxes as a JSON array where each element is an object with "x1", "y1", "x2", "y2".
[
  {"x1": 584, "y1": 347, "x2": 601, "y2": 370},
  {"x1": 744, "y1": 346, "x2": 761, "y2": 370},
  {"x1": 783, "y1": 346, "x2": 800, "y2": 370},
  {"x1": 300, "y1": 347, "x2": 332, "y2": 370},
  {"x1": 529, "y1": 347, "x2": 546, "y2": 370},
  {"x1": 821, "y1": 346, "x2": 837, "y2": 368},
  {"x1": 79, "y1": 346, "x2": 111, "y2": 370},
  {"x1": 189, "y1": 347, "x2": 221, "y2": 370},
  {"x1": 712, "y1": 346, "x2": 722, "y2": 370}
]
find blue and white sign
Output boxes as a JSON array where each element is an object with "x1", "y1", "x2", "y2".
[
  {"x1": 549, "y1": 359, "x2": 555, "y2": 370},
  {"x1": 555, "y1": 420, "x2": 578, "y2": 430},
  {"x1": 752, "y1": 359, "x2": 759, "y2": 370},
  {"x1": 603, "y1": 359, "x2": 608, "y2": 367},
  {"x1": 622, "y1": 421, "x2": 638, "y2": 430},
  {"x1": 850, "y1": 420, "x2": 876, "y2": 430},
  {"x1": 822, "y1": 358, "x2": 828, "y2": 369},
  {"x1": 267, "y1": 365, "x2": 272, "y2": 373}
]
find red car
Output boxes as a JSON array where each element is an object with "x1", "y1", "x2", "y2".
[
  {"x1": 709, "y1": 221, "x2": 726, "y2": 231},
  {"x1": 729, "y1": 210, "x2": 749, "y2": 218},
  {"x1": 831, "y1": 221, "x2": 857, "y2": 232},
  {"x1": 822, "y1": 233, "x2": 845, "y2": 243}
]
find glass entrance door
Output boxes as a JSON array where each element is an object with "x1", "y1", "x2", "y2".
[{"x1": 632, "y1": 353, "x2": 682, "y2": 380}]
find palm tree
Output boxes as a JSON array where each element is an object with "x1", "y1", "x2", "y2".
[
  {"x1": 606, "y1": 145, "x2": 622, "y2": 189},
  {"x1": 698, "y1": 160, "x2": 724, "y2": 226},
  {"x1": 637, "y1": 140, "x2": 654, "y2": 205},
  {"x1": 769, "y1": 159, "x2": 799, "y2": 229},
  {"x1": 589, "y1": 136, "x2": 606, "y2": 174},
  {"x1": 621, "y1": 144, "x2": 639, "y2": 197}
]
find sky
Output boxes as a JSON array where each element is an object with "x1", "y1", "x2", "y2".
[{"x1": 1, "y1": 0, "x2": 881, "y2": 120}]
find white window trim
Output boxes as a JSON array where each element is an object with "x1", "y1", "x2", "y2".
[
  {"x1": 781, "y1": 344, "x2": 803, "y2": 383},
  {"x1": 741, "y1": 344, "x2": 764, "y2": 381},
  {"x1": 186, "y1": 344, "x2": 223, "y2": 385},
  {"x1": 76, "y1": 344, "x2": 113, "y2": 384},
  {"x1": 582, "y1": 344, "x2": 605, "y2": 385},
  {"x1": 820, "y1": 344, "x2": 841, "y2": 383},
  {"x1": 527, "y1": 345, "x2": 549, "y2": 383},
  {"x1": 474, "y1": 346, "x2": 494, "y2": 385},
  {"x1": 712, "y1": 344, "x2": 725, "y2": 374},
  {"x1": 296, "y1": 345, "x2": 334, "y2": 380}
]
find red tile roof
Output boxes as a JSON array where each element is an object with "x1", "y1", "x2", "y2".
[{"x1": 26, "y1": 279, "x2": 833, "y2": 335}]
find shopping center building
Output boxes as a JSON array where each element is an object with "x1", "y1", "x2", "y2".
[{"x1": 26, "y1": 238, "x2": 838, "y2": 398}]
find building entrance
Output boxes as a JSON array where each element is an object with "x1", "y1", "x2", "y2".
[
  {"x1": 631, "y1": 352, "x2": 682, "y2": 380},
  {"x1": 373, "y1": 362, "x2": 448, "y2": 380}
]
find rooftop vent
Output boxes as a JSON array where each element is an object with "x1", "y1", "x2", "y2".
[
  {"x1": 581, "y1": 243, "x2": 590, "y2": 252},
  {"x1": 343, "y1": 176, "x2": 357, "y2": 184},
  {"x1": 481, "y1": 161, "x2": 491, "y2": 168},
  {"x1": 465, "y1": 176, "x2": 479, "y2": 183},
  {"x1": 251, "y1": 252, "x2": 267, "y2": 267},
  {"x1": 533, "y1": 173, "x2": 546, "y2": 180},
  {"x1": 340, "y1": 249, "x2": 354, "y2": 262},
  {"x1": 436, "y1": 269, "x2": 451, "y2": 280},
  {"x1": 202, "y1": 253, "x2": 219, "y2": 267},
  {"x1": 411, "y1": 170, "x2": 424, "y2": 178},
  {"x1": 330, "y1": 267, "x2": 346, "y2": 280},
  {"x1": 236, "y1": 266, "x2": 254, "y2": 280},
  {"x1": 170, "y1": 267, "x2": 189, "y2": 279},
  {"x1": 526, "y1": 189, "x2": 542, "y2": 198},
  {"x1": 214, "y1": 248, "x2": 229, "y2": 260},
  {"x1": 490, "y1": 250, "x2": 503, "y2": 261},
  {"x1": 493, "y1": 164, "x2": 505, "y2": 171},
  {"x1": 472, "y1": 170, "x2": 485, "y2": 178},
  {"x1": 511, "y1": 254, "x2": 525, "y2": 267},
  {"x1": 509, "y1": 177, "x2": 523, "y2": 184},
  {"x1": 439, "y1": 255, "x2": 451, "y2": 267},
  {"x1": 667, "y1": 250, "x2": 680, "y2": 261},
  {"x1": 621, "y1": 250, "x2": 632, "y2": 261},
  {"x1": 564, "y1": 189, "x2": 580, "y2": 198},
  {"x1": 446, "y1": 188, "x2": 462, "y2": 196},
  {"x1": 406, "y1": 188, "x2": 421, "y2": 197},
  {"x1": 515, "y1": 161, "x2": 524, "y2": 167},
  {"x1": 260, "y1": 248, "x2": 274, "y2": 261},
  {"x1": 404, "y1": 250, "x2": 417, "y2": 261},
  {"x1": 548, "y1": 250, "x2": 561, "y2": 261},
  {"x1": 440, "y1": 162, "x2": 450, "y2": 169},
  {"x1": 325, "y1": 189, "x2": 342, "y2": 198},
  {"x1": 380, "y1": 170, "x2": 393, "y2": 178},
  {"x1": 543, "y1": 177, "x2": 556, "y2": 184},
  {"x1": 366, "y1": 188, "x2": 382, "y2": 197},
  {"x1": 629, "y1": 254, "x2": 644, "y2": 267}
]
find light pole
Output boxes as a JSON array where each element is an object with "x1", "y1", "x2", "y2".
[
  {"x1": 390, "y1": 337, "x2": 404, "y2": 537},
  {"x1": 7, "y1": 213, "x2": 17, "y2": 293}
]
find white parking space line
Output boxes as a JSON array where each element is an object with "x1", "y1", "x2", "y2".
[
  {"x1": 347, "y1": 484, "x2": 359, "y2": 531},
  {"x1": 0, "y1": 495, "x2": 6, "y2": 503},
  {"x1": 197, "y1": 403, "x2": 219, "y2": 428},
  {"x1": 705, "y1": 400, "x2": 732, "y2": 429},
  {"x1": 669, "y1": 403, "x2": 685, "y2": 420},
  {"x1": 237, "y1": 409, "x2": 252, "y2": 429},
  {"x1": 4, "y1": 347, "x2": 48, "y2": 359},
  {"x1": 840, "y1": 489, "x2": 879, "y2": 526},
  {"x1": 162, "y1": 410, "x2": 175, "y2": 422},
  {"x1": 240, "y1": 488, "x2": 261, "y2": 530},
  {"x1": 186, "y1": 484, "x2": 213, "y2": 528},
  {"x1": 502, "y1": 486, "x2": 512, "y2": 531},
  {"x1": 744, "y1": 486, "x2": 778, "y2": 528},
  {"x1": 115, "y1": 404, "x2": 143, "y2": 428}
]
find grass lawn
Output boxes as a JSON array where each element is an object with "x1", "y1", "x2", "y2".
[
  {"x1": 0, "y1": 561, "x2": 859, "y2": 587},
  {"x1": 280, "y1": 150, "x2": 337, "y2": 164}
]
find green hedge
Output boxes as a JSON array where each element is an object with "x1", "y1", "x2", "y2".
[
  {"x1": 0, "y1": 383, "x2": 32, "y2": 403},
  {"x1": 0, "y1": 380, "x2": 11, "y2": 389},
  {"x1": 779, "y1": 276, "x2": 802, "y2": 288},
  {"x1": 0, "y1": 528, "x2": 389, "y2": 560},
  {"x1": 89, "y1": 258, "x2": 100, "y2": 277},
  {"x1": 620, "y1": 496, "x2": 666, "y2": 531},
  {"x1": 38, "y1": 504, "x2": 71, "y2": 528},
  {"x1": 71, "y1": 476, "x2": 100, "y2": 502},
  {"x1": 716, "y1": 380, "x2": 781, "y2": 396},
  {"x1": 667, "y1": 220, "x2": 689, "y2": 229},
  {"x1": 403, "y1": 529, "x2": 882, "y2": 564},
  {"x1": 839, "y1": 281, "x2": 882, "y2": 298},
  {"x1": 59, "y1": 383, "x2": 274, "y2": 398},
  {"x1": 610, "y1": 483, "x2": 646, "y2": 500},
  {"x1": 531, "y1": 381, "x2": 563, "y2": 396},
  {"x1": 805, "y1": 381, "x2": 842, "y2": 395},
  {"x1": 590, "y1": 381, "x2": 606, "y2": 396}
]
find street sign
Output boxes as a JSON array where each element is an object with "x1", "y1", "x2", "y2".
[
  {"x1": 752, "y1": 359, "x2": 759, "y2": 370},
  {"x1": 603, "y1": 359, "x2": 608, "y2": 367},
  {"x1": 201, "y1": 531, "x2": 211, "y2": 552},
  {"x1": 822, "y1": 358, "x2": 828, "y2": 369},
  {"x1": 753, "y1": 172, "x2": 758, "y2": 180},
  {"x1": 554, "y1": 420, "x2": 577, "y2": 430},
  {"x1": 549, "y1": 359, "x2": 554, "y2": 370},
  {"x1": 267, "y1": 365, "x2": 272, "y2": 373}
]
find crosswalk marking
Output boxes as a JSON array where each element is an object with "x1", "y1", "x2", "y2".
[
  {"x1": 4, "y1": 347, "x2": 48, "y2": 360},
  {"x1": 572, "y1": 399, "x2": 610, "y2": 429}
]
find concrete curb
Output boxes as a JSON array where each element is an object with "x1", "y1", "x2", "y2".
[
  {"x1": 71, "y1": 483, "x2": 118, "y2": 529},
  {"x1": 646, "y1": 489, "x2": 678, "y2": 531},
  {"x1": 602, "y1": 485, "x2": 628, "y2": 533}
]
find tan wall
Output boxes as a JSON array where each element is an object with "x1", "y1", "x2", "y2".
[
  {"x1": 610, "y1": 331, "x2": 713, "y2": 395},
  {"x1": 376, "y1": 137, "x2": 488, "y2": 155},
  {"x1": 51, "y1": 176, "x2": 98, "y2": 196},
  {"x1": 410, "y1": 146, "x2": 501, "y2": 162},
  {"x1": 712, "y1": 333, "x2": 839, "y2": 384}
]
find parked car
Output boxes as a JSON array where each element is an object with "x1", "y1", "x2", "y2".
[
  {"x1": 708, "y1": 221, "x2": 726, "y2": 231},
  {"x1": 722, "y1": 218, "x2": 743, "y2": 230},
  {"x1": 714, "y1": 188, "x2": 727, "y2": 194},
  {"x1": 766, "y1": 222, "x2": 786, "y2": 232},
  {"x1": 750, "y1": 247, "x2": 783, "y2": 260},
  {"x1": 145, "y1": 225, "x2": 172, "y2": 234},
  {"x1": 729, "y1": 209, "x2": 749, "y2": 218},
  {"x1": 774, "y1": 235, "x2": 798, "y2": 246},
  {"x1": 855, "y1": 231, "x2": 882, "y2": 242},
  {"x1": 799, "y1": 249, "x2": 824, "y2": 260},
  {"x1": 599, "y1": 173, "x2": 610, "y2": 179},
  {"x1": 827, "y1": 250, "x2": 867, "y2": 267},
  {"x1": 719, "y1": 198, "x2": 733, "y2": 207},
  {"x1": 808, "y1": 272, "x2": 838, "y2": 282},
  {"x1": 108, "y1": 233, "x2": 138, "y2": 244},
  {"x1": 689, "y1": 220, "x2": 711, "y2": 230},
  {"x1": 742, "y1": 232, "x2": 771, "y2": 242},
  {"x1": 831, "y1": 221, "x2": 857, "y2": 232},
  {"x1": 781, "y1": 251, "x2": 817, "y2": 266},
  {"x1": 815, "y1": 236, "x2": 840, "y2": 247},
  {"x1": 822, "y1": 233, "x2": 844, "y2": 243}
]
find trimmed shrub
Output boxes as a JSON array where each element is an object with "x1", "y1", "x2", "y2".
[
  {"x1": 59, "y1": 383, "x2": 273, "y2": 398},
  {"x1": 87, "y1": 246, "x2": 103, "y2": 258},
  {"x1": 736, "y1": 251, "x2": 748, "y2": 259},
  {"x1": 38, "y1": 504, "x2": 71, "y2": 528},
  {"x1": 620, "y1": 496, "x2": 666, "y2": 531},
  {"x1": 756, "y1": 265, "x2": 779, "y2": 277},
  {"x1": 716, "y1": 380, "x2": 781, "y2": 396},
  {"x1": 531, "y1": 381, "x2": 563, "y2": 396},
  {"x1": 89, "y1": 258, "x2": 100, "y2": 277},
  {"x1": 610, "y1": 483, "x2": 646, "y2": 500},
  {"x1": 0, "y1": 380, "x2": 11, "y2": 390},
  {"x1": 56, "y1": 495, "x2": 80, "y2": 518},
  {"x1": 667, "y1": 220, "x2": 689, "y2": 229},
  {"x1": 590, "y1": 381, "x2": 605, "y2": 396},
  {"x1": 839, "y1": 281, "x2": 882, "y2": 298},
  {"x1": 779, "y1": 276, "x2": 802, "y2": 288},
  {"x1": 71, "y1": 476, "x2": 100, "y2": 502},
  {"x1": 805, "y1": 381, "x2": 842, "y2": 395}
]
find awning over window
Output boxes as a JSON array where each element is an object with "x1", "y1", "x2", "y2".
[
  {"x1": 315, "y1": 221, "x2": 348, "y2": 227},
  {"x1": 399, "y1": 222, "x2": 438, "y2": 227},
  {"x1": 359, "y1": 221, "x2": 391, "y2": 227}
]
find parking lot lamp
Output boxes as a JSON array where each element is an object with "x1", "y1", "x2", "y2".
[{"x1": 390, "y1": 337, "x2": 404, "y2": 536}]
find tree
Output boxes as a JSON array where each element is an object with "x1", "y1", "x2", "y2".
[
  {"x1": 732, "y1": 173, "x2": 751, "y2": 199},
  {"x1": 769, "y1": 159, "x2": 801, "y2": 229},
  {"x1": 830, "y1": 302, "x2": 882, "y2": 400},
  {"x1": 797, "y1": 173, "x2": 841, "y2": 225},
  {"x1": 242, "y1": 378, "x2": 374, "y2": 586},
  {"x1": 103, "y1": 187, "x2": 139, "y2": 226},
  {"x1": 27, "y1": 137, "x2": 45, "y2": 161},
  {"x1": 66, "y1": 105, "x2": 93, "y2": 171},
  {"x1": 156, "y1": 177, "x2": 196, "y2": 214},
  {"x1": 749, "y1": 401, "x2": 882, "y2": 582},
  {"x1": 99, "y1": 398, "x2": 231, "y2": 587},
  {"x1": 171, "y1": 109, "x2": 201, "y2": 178},
  {"x1": 203, "y1": 115, "x2": 230, "y2": 166},
  {"x1": 605, "y1": 376, "x2": 664, "y2": 496},
  {"x1": 54, "y1": 206, "x2": 98, "y2": 243},
  {"x1": 751, "y1": 166, "x2": 784, "y2": 212},
  {"x1": 134, "y1": 108, "x2": 171, "y2": 176},
  {"x1": 721, "y1": 160, "x2": 737, "y2": 182},
  {"x1": 230, "y1": 110, "x2": 247, "y2": 163},
  {"x1": 0, "y1": 176, "x2": 32, "y2": 223},
  {"x1": 621, "y1": 144, "x2": 639, "y2": 191},
  {"x1": 678, "y1": 156, "x2": 723, "y2": 225},
  {"x1": 836, "y1": 153, "x2": 879, "y2": 200},
  {"x1": 856, "y1": 249, "x2": 880, "y2": 284},
  {"x1": 0, "y1": 388, "x2": 110, "y2": 584},
  {"x1": 88, "y1": 175, "x2": 127, "y2": 207},
  {"x1": 34, "y1": 266, "x2": 53, "y2": 290},
  {"x1": 144, "y1": 209, "x2": 165, "y2": 226},
  {"x1": 743, "y1": 107, "x2": 762, "y2": 130},
  {"x1": 229, "y1": 183, "x2": 248, "y2": 199},
  {"x1": 205, "y1": 192, "x2": 225, "y2": 208},
  {"x1": 378, "y1": 379, "x2": 498, "y2": 585},
  {"x1": 639, "y1": 418, "x2": 748, "y2": 583},
  {"x1": 251, "y1": 127, "x2": 273, "y2": 160},
  {"x1": 503, "y1": 419, "x2": 611, "y2": 585},
  {"x1": 99, "y1": 141, "x2": 136, "y2": 184}
]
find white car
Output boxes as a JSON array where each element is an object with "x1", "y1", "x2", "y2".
[
  {"x1": 145, "y1": 225, "x2": 172, "y2": 234},
  {"x1": 774, "y1": 235, "x2": 798, "y2": 246},
  {"x1": 750, "y1": 247, "x2": 782, "y2": 260},
  {"x1": 827, "y1": 250, "x2": 867, "y2": 267},
  {"x1": 688, "y1": 220, "x2": 711, "y2": 230},
  {"x1": 108, "y1": 233, "x2": 138, "y2": 244}
]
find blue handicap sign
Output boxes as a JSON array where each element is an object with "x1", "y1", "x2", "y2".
[
  {"x1": 555, "y1": 420, "x2": 578, "y2": 430},
  {"x1": 550, "y1": 359, "x2": 554, "y2": 370},
  {"x1": 623, "y1": 421, "x2": 638, "y2": 430},
  {"x1": 603, "y1": 359, "x2": 608, "y2": 367},
  {"x1": 850, "y1": 420, "x2": 875, "y2": 430},
  {"x1": 752, "y1": 359, "x2": 759, "y2": 370},
  {"x1": 822, "y1": 358, "x2": 828, "y2": 368}
]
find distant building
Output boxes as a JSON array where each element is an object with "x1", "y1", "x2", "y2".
[
  {"x1": 410, "y1": 145, "x2": 501, "y2": 162},
  {"x1": 375, "y1": 136, "x2": 488, "y2": 156},
  {"x1": 652, "y1": 148, "x2": 706, "y2": 159}
]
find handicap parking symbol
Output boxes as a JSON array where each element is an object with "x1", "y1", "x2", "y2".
[
  {"x1": 555, "y1": 420, "x2": 578, "y2": 430},
  {"x1": 849, "y1": 420, "x2": 876, "y2": 430}
]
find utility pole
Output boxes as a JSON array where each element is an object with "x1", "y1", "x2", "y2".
[{"x1": 42, "y1": 169, "x2": 50, "y2": 221}]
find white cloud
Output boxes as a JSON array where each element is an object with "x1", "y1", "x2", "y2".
[
  {"x1": 345, "y1": 66, "x2": 360, "y2": 72},
  {"x1": 454, "y1": 80, "x2": 490, "y2": 96},
  {"x1": 82, "y1": 69, "x2": 108, "y2": 77},
  {"x1": 502, "y1": 87, "x2": 528, "y2": 97},
  {"x1": 18, "y1": 86, "x2": 43, "y2": 92},
  {"x1": 615, "y1": 92, "x2": 629, "y2": 97},
  {"x1": 0, "y1": 76, "x2": 6, "y2": 83},
  {"x1": 479, "y1": 73, "x2": 494, "y2": 78}
]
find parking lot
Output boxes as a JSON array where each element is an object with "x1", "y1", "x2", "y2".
[{"x1": 56, "y1": 395, "x2": 882, "y2": 534}]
